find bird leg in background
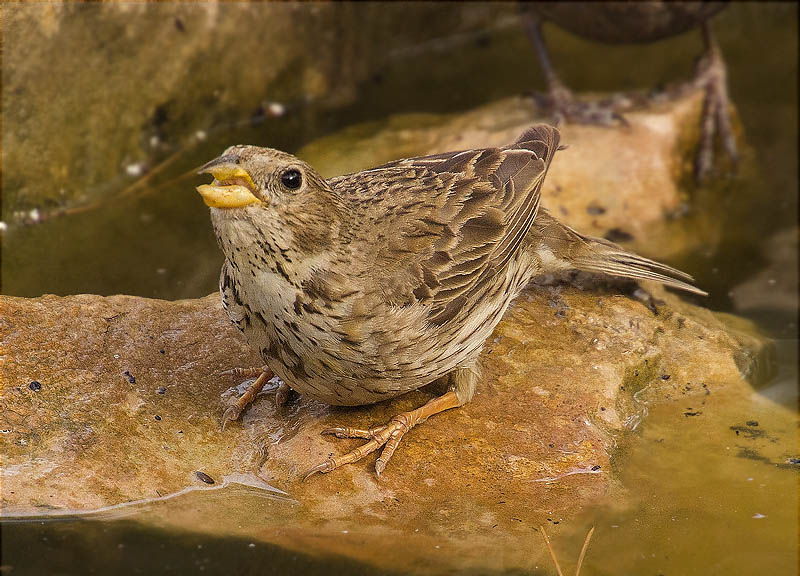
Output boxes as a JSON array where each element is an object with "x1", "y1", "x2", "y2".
[
  {"x1": 693, "y1": 22, "x2": 739, "y2": 182},
  {"x1": 220, "y1": 366, "x2": 290, "y2": 429},
  {"x1": 304, "y1": 367, "x2": 477, "y2": 479},
  {"x1": 522, "y1": 11, "x2": 629, "y2": 126}
]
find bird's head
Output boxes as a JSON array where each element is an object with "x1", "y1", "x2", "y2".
[{"x1": 196, "y1": 145, "x2": 341, "y2": 260}]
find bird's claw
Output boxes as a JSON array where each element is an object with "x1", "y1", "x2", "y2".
[
  {"x1": 303, "y1": 458, "x2": 335, "y2": 482},
  {"x1": 218, "y1": 368, "x2": 274, "y2": 431},
  {"x1": 220, "y1": 405, "x2": 242, "y2": 431}
]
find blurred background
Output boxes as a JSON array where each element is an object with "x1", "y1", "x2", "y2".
[{"x1": 1, "y1": 2, "x2": 797, "y2": 575}]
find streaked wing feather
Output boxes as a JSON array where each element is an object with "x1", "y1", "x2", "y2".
[{"x1": 333, "y1": 125, "x2": 561, "y2": 325}]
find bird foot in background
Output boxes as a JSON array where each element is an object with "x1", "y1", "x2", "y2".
[
  {"x1": 219, "y1": 366, "x2": 291, "y2": 430},
  {"x1": 692, "y1": 45, "x2": 739, "y2": 183},
  {"x1": 531, "y1": 82, "x2": 638, "y2": 127},
  {"x1": 303, "y1": 390, "x2": 461, "y2": 480}
]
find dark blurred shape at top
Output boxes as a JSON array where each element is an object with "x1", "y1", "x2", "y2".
[
  {"x1": 522, "y1": 1, "x2": 735, "y2": 183},
  {"x1": 532, "y1": 2, "x2": 725, "y2": 44}
]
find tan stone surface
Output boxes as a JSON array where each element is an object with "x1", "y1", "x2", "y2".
[
  {"x1": 0, "y1": 277, "x2": 772, "y2": 570},
  {"x1": 299, "y1": 91, "x2": 736, "y2": 259}
]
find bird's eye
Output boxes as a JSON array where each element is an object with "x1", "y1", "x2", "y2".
[{"x1": 281, "y1": 169, "x2": 302, "y2": 190}]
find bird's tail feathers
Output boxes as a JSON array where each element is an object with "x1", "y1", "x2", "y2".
[{"x1": 534, "y1": 211, "x2": 706, "y2": 296}]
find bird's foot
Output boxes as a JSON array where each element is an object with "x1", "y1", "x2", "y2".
[
  {"x1": 219, "y1": 366, "x2": 290, "y2": 430},
  {"x1": 694, "y1": 63, "x2": 739, "y2": 182},
  {"x1": 522, "y1": 10, "x2": 633, "y2": 127},
  {"x1": 532, "y1": 83, "x2": 634, "y2": 127},
  {"x1": 303, "y1": 390, "x2": 461, "y2": 480},
  {"x1": 688, "y1": 24, "x2": 738, "y2": 183}
]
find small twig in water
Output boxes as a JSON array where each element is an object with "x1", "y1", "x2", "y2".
[
  {"x1": 539, "y1": 525, "x2": 565, "y2": 576},
  {"x1": 575, "y1": 526, "x2": 595, "y2": 576},
  {"x1": 538, "y1": 524, "x2": 596, "y2": 576}
]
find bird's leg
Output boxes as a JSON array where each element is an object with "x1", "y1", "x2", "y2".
[
  {"x1": 220, "y1": 366, "x2": 290, "y2": 429},
  {"x1": 693, "y1": 22, "x2": 738, "y2": 182},
  {"x1": 304, "y1": 366, "x2": 477, "y2": 479},
  {"x1": 522, "y1": 11, "x2": 628, "y2": 126}
]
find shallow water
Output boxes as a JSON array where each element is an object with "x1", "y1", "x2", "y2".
[{"x1": 2, "y1": 4, "x2": 798, "y2": 575}]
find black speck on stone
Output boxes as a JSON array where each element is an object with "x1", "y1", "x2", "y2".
[
  {"x1": 29, "y1": 381, "x2": 42, "y2": 392},
  {"x1": 154, "y1": 415, "x2": 162, "y2": 421},
  {"x1": 152, "y1": 104, "x2": 168, "y2": 127},
  {"x1": 591, "y1": 465, "x2": 601, "y2": 471},
  {"x1": 661, "y1": 374, "x2": 671, "y2": 380},
  {"x1": 195, "y1": 471, "x2": 215, "y2": 484},
  {"x1": 123, "y1": 370, "x2": 131, "y2": 377},
  {"x1": 475, "y1": 31, "x2": 491, "y2": 48},
  {"x1": 604, "y1": 228, "x2": 635, "y2": 243},
  {"x1": 128, "y1": 375, "x2": 136, "y2": 384},
  {"x1": 159, "y1": 349, "x2": 165, "y2": 354},
  {"x1": 156, "y1": 386, "x2": 167, "y2": 395},
  {"x1": 746, "y1": 420, "x2": 759, "y2": 427}
]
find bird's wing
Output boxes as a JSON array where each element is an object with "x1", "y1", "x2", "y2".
[{"x1": 329, "y1": 125, "x2": 560, "y2": 326}]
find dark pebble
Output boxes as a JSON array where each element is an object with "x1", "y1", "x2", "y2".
[
  {"x1": 154, "y1": 415, "x2": 162, "y2": 421},
  {"x1": 123, "y1": 370, "x2": 131, "y2": 376},
  {"x1": 156, "y1": 386, "x2": 167, "y2": 395},
  {"x1": 159, "y1": 349, "x2": 165, "y2": 354},
  {"x1": 28, "y1": 381, "x2": 42, "y2": 392},
  {"x1": 604, "y1": 228, "x2": 635, "y2": 243},
  {"x1": 128, "y1": 375, "x2": 136, "y2": 384},
  {"x1": 195, "y1": 471, "x2": 215, "y2": 485},
  {"x1": 746, "y1": 420, "x2": 759, "y2": 427},
  {"x1": 591, "y1": 465, "x2": 601, "y2": 471},
  {"x1": 788, "y1": 458, "x2": 800, "y2": 465},
  {"x1": 661, "y1": 374, "x2": 671, "y2": 380}
]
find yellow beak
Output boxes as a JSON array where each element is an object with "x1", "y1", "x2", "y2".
[{"x1": 196, "y1": 162, "x2": 259, "y2": 209}]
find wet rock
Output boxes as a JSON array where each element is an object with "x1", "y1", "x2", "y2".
[
  {"x1": 299, "y1": 90, "x2": 737, "y2": 259},
  {"x1": 3, "y1": 3, "x2": 513, "y2": 215},
  {"x1": 0, "y1": 281, "x2": 773, "y2": 570},
  {"x1": 730, "y1": 226, "x2": 799, "y2": 334}
]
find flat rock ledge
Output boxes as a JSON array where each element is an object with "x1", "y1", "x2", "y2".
[
  {"x1": 300, "y1": 89, "x2": 743, "y2": 261},
  {"x1": 0, "y1": 279, "x2": 772, "y2": 570}
]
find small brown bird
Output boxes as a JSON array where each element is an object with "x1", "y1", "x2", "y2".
[
  {"x1": 521, "y1": 2, "x2": 736, "y2": 182},
  {"x1": 197, "y1": 125, "x2": 703, "y2": 479}
]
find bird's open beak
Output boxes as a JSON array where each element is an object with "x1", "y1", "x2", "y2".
[{"x1": 196, "y1": 155, "x2": 259, "y2": 208}]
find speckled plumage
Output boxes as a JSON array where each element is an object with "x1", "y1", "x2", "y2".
[{"x1": 200, "y1": 125, "x2": 702, "y2": 476}]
